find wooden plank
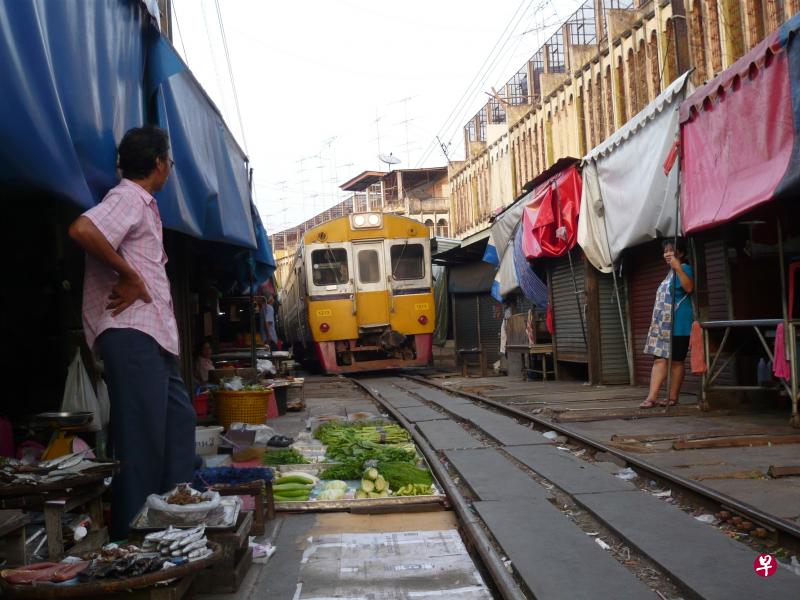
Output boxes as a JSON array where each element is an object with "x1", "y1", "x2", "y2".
[
  {"x1": 612, "y1": 427, "x2": 786, "y2": 444},
  {"x1": 673, "y1": 434, "x2": 800, "y2": 450},
  {"x1": 767, "y1": 465, "x2": 800, "y2": 478}
]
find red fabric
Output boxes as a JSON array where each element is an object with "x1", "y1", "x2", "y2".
[
  {"x1": 689, "y1": 321, "x2": 706, "y2": 375},
  {"x1": 522, "y1": 165, "x2": 582, "y2": 259},
  {"x1": 546, "y1": 302, "x2": 554, "y2": 335},
  {"x1": 680, "y1": 32, "x2": 792, "y2": 233}
]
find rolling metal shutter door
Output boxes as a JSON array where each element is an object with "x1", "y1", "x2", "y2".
[
  {"x1": 598, "y1": 272, "x2": 630, "y2": 384},
  {"x1": 629, "y1": 243, "x2": 671, "y2": 385},
  {"x1": 454, "y1": 295, "x2": 479, "y2": 365},
  {"x1": 478, "y1": 294, "x2": 503, "y2": 365},
  {"x1": 703, "y1": 239, "x2": 736, "y2": 385},
  {"x1": 551, "y1": 254, "x2": 588, "y2": 362}
]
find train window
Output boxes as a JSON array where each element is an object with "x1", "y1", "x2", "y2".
[
  {"x1": 311, "y1": 248, "x2": 348, "y2": 286},
  {"x1": 357, "y1": 249, "x2": 381, "y2": 283},
  {"x1": 390, "y1": 243, "x2": 425, "y2": 280}
]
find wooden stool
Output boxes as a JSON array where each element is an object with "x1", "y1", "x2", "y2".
[{"x1": 213, "y1": 480, "x2": 274, "y2": 535}]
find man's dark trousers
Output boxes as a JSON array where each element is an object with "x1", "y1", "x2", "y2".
[{"x1": 98, "y1": 328, "x2": 196, "y2": 539}]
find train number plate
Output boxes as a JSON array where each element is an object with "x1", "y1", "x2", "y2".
[
  {"x1": 316, "y1": 309, "x2": 332, "y2": 317},
  {"x1": 414, "y1": 303, "x2": 429, "y2": 310}
]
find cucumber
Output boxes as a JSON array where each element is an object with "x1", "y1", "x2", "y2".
[
  {"x1": 275, "y1": 473, "x2": 317, "y2": 485},
  {"x1": 273, "y1": 482, "x2": 313, "y2": 492},
  {"x1": 274, "y1": 494, "x2": 310, "y2": 502}
]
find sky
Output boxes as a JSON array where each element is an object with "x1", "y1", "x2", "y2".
[{"x1": 170, "y1": 0, "x2": 583, "y2": 232}]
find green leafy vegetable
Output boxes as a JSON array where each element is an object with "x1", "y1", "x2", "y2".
[
  {"x1": 262, "y1": 449, "x2": 309, "y2": 465},
  {"x1": 376, "y1": 462, "x2": 433, "y2": 490}
]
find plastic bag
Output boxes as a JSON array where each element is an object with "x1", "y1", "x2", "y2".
[
  {"x1": 146, "y1": 486, "x2": 221, "y2": 526},
  {"x1": 95, "y1": 378, "x2": 111, "y2": 428},
  {"x1": 61, "y1": 349, "x2": 102, "y2": 432}
]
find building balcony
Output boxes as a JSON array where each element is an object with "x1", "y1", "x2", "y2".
[{"x1": 407, "y1": 197, "x2": 450, "y2": 214}]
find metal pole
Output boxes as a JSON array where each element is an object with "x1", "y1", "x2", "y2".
[{"x1": 777, "y1": 220, "x2": 798, "y2": 426}]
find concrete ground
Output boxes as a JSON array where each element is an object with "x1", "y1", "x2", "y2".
[{"x1": 432, "y1": 373, "x2": 800, "y2": 526}]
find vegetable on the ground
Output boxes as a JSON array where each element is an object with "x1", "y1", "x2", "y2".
[
  {"x1": 275, "y1": 473, "x2": 317, "y2": 486},
  {"x1": 394, "y1": 483, "x2": 434, "y2": 496},
  {"x1": 315, "y1": 421, "x2": 411, "y2": 446},
  {"x1": 262, "y1": 449, "x2": 309, "y2": 465},
  {"x1": 376, "y1": 462, "x2": 433, "y2": 490},
  {"x1": 319, "y1": 460, "x2": 363, "y2": 481}
]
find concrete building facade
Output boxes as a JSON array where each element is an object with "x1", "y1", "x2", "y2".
[{"x1": 449, "y1": 0, "x2": 799, "y2": 238}]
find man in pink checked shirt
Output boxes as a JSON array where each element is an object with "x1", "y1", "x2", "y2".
[{"x1": 69, "y1": 126, "x2": 195, "y2": 538}]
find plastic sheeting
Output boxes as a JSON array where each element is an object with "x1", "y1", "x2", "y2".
[
  {"x1": 680, "y1": 16, "x2": 800, "y2": 233},
  {"x1": 483, "y1": 192, "x2": 530, "y2": 266},
  {"x1": 578, "y1": 72, "x2": 690, "y2": 272},
  {"x1": 522, "y1": 164, "x2": 582, "y2": 259},
  {"x1": 0, "y1": 0, "x2": 148, "y2": 208},
  {"x1": 491, "y1": 247, "x2": 519, "y2": 301},
  {"x1": 147, "y1": 36, "x2": 257, "y2": 248},
  {"x1": 513, "y1": 227, "x2": 548, "y2": 308}
]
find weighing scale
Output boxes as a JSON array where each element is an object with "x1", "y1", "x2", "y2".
[{"x1": 31, "y1": 412, "x2": 95, "y2": 460}]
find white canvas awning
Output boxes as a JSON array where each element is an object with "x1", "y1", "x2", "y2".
[{"x1": 578, "y1": 72, "x2": 691, "y2": 272}]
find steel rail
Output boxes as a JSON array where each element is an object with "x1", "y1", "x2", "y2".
[
  {"x1": 403, "y1": 374, "x2": 800, "y2": 540},
  {"x1": 350, "y1": 378, "x2": 526, "y2": 600}
]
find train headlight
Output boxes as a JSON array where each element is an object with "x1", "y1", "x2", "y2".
[
  {"x1": 320, "y1": 322, "x2": 330, "y2": 332},
  {"x1": 418, "y1": 315, "x2": 428, "y2": 325},
  {"x1": 351, "y1": 213, "x2": 382, "y2": 228}
]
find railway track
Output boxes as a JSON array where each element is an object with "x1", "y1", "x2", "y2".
[{"x1": 351, "y1": 373, "x2": 800, "y2": 600}]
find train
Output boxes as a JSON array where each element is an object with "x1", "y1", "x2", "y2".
[{"x1": 280, "y1": 213, "x2": 435, "y2": 374}]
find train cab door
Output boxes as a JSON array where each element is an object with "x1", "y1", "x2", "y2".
[{"x1": 353, "y1": 241, "x2": 390, "y2": 327}]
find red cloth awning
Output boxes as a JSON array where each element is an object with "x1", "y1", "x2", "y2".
[
  {"x1": 680, "y1": 23, "x2": 798, "y2": 233},
  {"x1": 522, "y1": 164, "x2": 582, "y2": 259}
]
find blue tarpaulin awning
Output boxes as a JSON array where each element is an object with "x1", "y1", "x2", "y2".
[
  {"x1": 146, "y1": 35, "x2": 256, "y2": 249},
  {"x1": 0, "y1": 0, "x2": 148, "y2": 208}
]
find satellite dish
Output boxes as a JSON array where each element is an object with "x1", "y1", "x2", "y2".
[{"x1": 378, "y1": 153, "x2": 401, "y2": 170}]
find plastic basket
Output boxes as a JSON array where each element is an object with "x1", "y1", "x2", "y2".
[{"x1": 214, "y1": 389, "x2": 272, "y2": 429}]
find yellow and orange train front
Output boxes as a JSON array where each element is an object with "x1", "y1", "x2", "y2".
[{"x1": 303, "y1": 213, "x2": 435, "y2": 374}]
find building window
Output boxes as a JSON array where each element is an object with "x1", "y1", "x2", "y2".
[
  {"x1": 616, "y1": 55, "x2": 627, "y2": 124},
  {"x1": 689, "y1": 3, "x2": 708, "y2": 83},
  {"x1": 626, "y1": 48, "x2": 639, "y2": 116},
  {"x1": 745, "y1": 0, "x2": 766, "y2": 49},
  {"x1": 722, "y1": 0, "x2": 746, "y2": 62},
  {"x1": 585, "y1": 84, "x2": 595, "y2": 149},
  {"x1": 637, "y1": 39, "x2": 650, "y2": 105},
  {"x1": 765, "y1": 0, "x2": 785, "y2": 31},
  {"x1": 604, "y1": 65, "x2": 615, "y2": 134},
  {"x1": 436, "y1": 219, "x2": 449, "y2": 238},
  {"x1": 707, "y1": 0, "x2": 723, "y2": 74},
  {"x1": 595, "y1": 73, "x2": 605, "y2": 144}
]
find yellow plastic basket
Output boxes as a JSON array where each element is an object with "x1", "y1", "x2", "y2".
[{"x1": 214, "y1": 389, "x2": 272, "y2": 429}]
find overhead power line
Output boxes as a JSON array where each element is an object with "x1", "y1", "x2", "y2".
[{"x1": 214, "y1": 0, "x2": 249, "y2": 155}]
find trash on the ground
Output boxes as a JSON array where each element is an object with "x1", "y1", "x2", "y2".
[
  {"x1": 542, "y1": 431, "x2": 558, "y2": 440},
  {"x1": 585, "y1": 531, "x2": 599, "y2": 536},
  {"x1": 615, "y1": 467, "x2": 637, "y2": 480},
  {"x1": 250, "y1": 539, "x2": 276, "y2": 564},
  {"x1": 572, "y1": 449, "x2": 586, "y2": 457},
  {"x1": 502, "y1": 557, "x2": 513, "y2": 573},
  {"x1": 694, "y1": 514, "x2": 716, "y2": 524},
  {"x1": 652, "y1": 490, "x2": 672, "y2": 498},
  {"x1": 595, "y1": 538, "x2": 611, "y2": 551},
  {"x1": 556, "y1": 446, "x2": 570, "y2": 451}
]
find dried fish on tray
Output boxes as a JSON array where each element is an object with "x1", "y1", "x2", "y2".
[
  {"x1": 0, "y1": 455, "x2": 117, "y2": 494},
  {"x1": 131, "y1": 495, "x2": 241, "y2": 532},
  {"x1": 145, "y1": 484, "x2": 221, "y2": 526}
]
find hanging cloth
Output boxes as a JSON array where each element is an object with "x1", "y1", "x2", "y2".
[
  {"x1": 689, "y1": 321, "x2": 707, "y2": 374},
  {"x1": 773, "y1": 323, "x2": 792, "y2": 380},
  {"x1": 643, "y1": 272, "x2": 689, "y2": 359}
]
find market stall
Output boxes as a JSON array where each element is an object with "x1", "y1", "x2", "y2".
[{"x1": 679, "y1": 14, "x2": 800, "y2": 425}]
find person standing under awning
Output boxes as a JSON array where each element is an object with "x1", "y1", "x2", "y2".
[
  {"x1": 68, "y1": 126, "x2": 195, "y2": 538},
  {"x1": 640, "y1": 237, "x2": 694, "y2": 408}
]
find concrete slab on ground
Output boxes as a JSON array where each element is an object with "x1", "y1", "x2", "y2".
[
  {"x1": 448, "y1": 404, "x2": 553, "y2": 446},
  {"x1": 506, "y1": 444, "x2": 635, "y2": 495},
  {"x1": 394, "y1": 404, "x2": 447, "y2": 422},
  {"x1": 416, "y1": 420, "x2": 485, "y2": 450},
  {"x1": 444, "y1": 448, "x2": 551, "y2": 501},
  {"x1": 575, "y1": 490, "x2": 800, "y2": 599},
  {"x1": 474, "y1": 500, "x2": 655, "y2": 600}
]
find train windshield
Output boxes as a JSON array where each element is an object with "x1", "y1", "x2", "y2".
[
  {"x1": 390, "y1": 243, "x2": 425, "y2": 280},
  {"x1": 311, "y1": 248, "x2": 349, "y2": 286},
  {"x1": 357, "y1": 249, "x2": 381, "y2": 284}
]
